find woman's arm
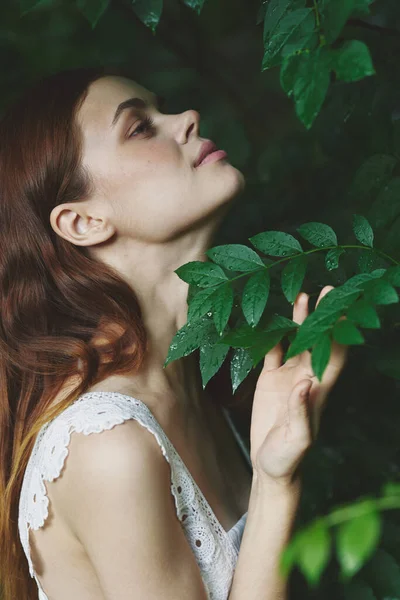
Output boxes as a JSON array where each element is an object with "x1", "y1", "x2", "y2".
[
  {"x1": 228, "y1": 287, "x2": 348, "y2": 599},
  {"x1": 228, "y1": 473, "x2": 301, "y2": 599},
  {"x1": 49, "y1": 419, "x2": 209, "y2": 600}
]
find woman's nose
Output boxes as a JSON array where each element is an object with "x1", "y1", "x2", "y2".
[{"x1": 180, "y1": 109, "x2": 200, "y2": 139}]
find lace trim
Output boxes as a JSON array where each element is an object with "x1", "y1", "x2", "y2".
[{"x1": 18, "y1": 392, "x2": 243, "y2": 600}]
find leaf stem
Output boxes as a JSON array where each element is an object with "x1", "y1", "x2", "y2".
[
  {"x1": 225, "y1": 244, "x2": 399, "y2": 286},
  {"x1": 313, "y1": 0, "x2": 320, "y2": 29},
  {"x1": 313, "y1": 0, "x2": 326, "y2": 46},
  {"x1": 322, "y1": 494, "x2": 400, "y2": 529}
]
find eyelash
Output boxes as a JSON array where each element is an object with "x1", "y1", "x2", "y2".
[{"x1": 128, "y1": 115, "x2": 155, "y2": 139}]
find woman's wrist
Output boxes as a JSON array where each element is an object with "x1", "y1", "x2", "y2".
[{"x1": 251, "y1": 468, "x2": 302, "y2": 500}]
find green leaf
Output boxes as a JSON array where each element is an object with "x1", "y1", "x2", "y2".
[
  {"x1": 249, "y1": 231, "x2": 303, "y2": 257},
  {"x1": 363, "y1": 279, "x2": 399, "y2": 305},
  {"x1": 187, "y1": 286, "x2": 221, "y2": 322},
  {"x1": 349, "y1": 155, "x2": 397, "y2": 205},
  {"x1": 220, "y1": 315, "x2": 297, "y2": 348},
  {"x1": 281, "y1": 53, "x2": 304, "y2": 97},
  {"x1": 297, "y1": 221, "x2": 338, "y2": 247},
  {"x1": 206, "y1": 244, "x2": 265, "y2": 272},
  {"x1": 248, "y1": 330, "x2": 287, "y2": 367},
  {"x1": 336, "y1": 511, "x2": 381, "y2": 579},
  {"x1": 181, "y1": 0, "x2": 206, "y2": 16},
  {"x1": 359, "y1": 549, "x2": 400, "y2": 597},
  {"x1": 343, "y1": 271, "x2": 385, "y2": 290},
  {"x1": 383, "y1": 266, "x2": 400, "y2": 287},
  {"x1": 311, "y1": 332, "x2": 332, "y2": 381},
  {"x1": 369, "y1": 177, "x2": 400, "y2": 229},
  {"x1": 286, "y1": 288, "x2": 361, "y2": 358},
  {"x1": 343, "y1": 579, "x2": 377, "y2": 600},
  {"x1": 320, "y1": 0, "x2": 368, "y2": 44},
  {"x1": 263, "y1": 0, "x2": 306, "y2": 40},
  {"x1": 175, "y1": 261, "x2": 228, "y2": 287},
  {"x1": 353, "y1": 0, "x2": 375, "y2": 15},
  {"x1": 370, "y1": 269, "x2": 386, "y2": 277},
  {"x1": 230, "y1": 348, "x2": 254, "y2": 394},
  {"x1": 264, "y1": 314, "x2": 299, "y2": 332},
  {"x1": 332, "y1": 319, "x2": 365, "y2": 345},
  {"x1": 131, "y1": 0, "x2": 163, "y2": 33},
  {"x1": 164, "y1": 315, "x2": 215, "y2": 367},
  {"x1": 281, "y1": 12, "x2": 317, "y2": 58},
  {"x1": 199, "y1": 335, "x2": 230, "y2": 389},
  {"x1": 19, "y1": 0, "x2": 53, "y2": 14},
  {"x1": 241, "y1": 270, "x2": 271, "y2": 327},
  {"x1": 347, "y1": 300, "x2": 380, "y2": 329},
  {"x1": 291, "y1": 47, "x2": 333, "y2": 129},
  {"x1": 382, "y1": 482, "x2": 400, "y2": 497},
  {"x1": 325, "y1": 248, "x2": 345, "y2": 271},
  {"x1": 211, "y1": 284, "x2": 234, "y2": 336},
  {"x1": 296, "y1": 521, "x2": 332, "y2": 587},
  {"x1": 317, "y1": 286, "x2": 362, "y2": 309},
  {"x1": 281, "y1": 254, "x2": 308, "y2": 303},
  {"x1": 357, "y1": 250, "x2": 381, "y2": 274},
  {"x1": 353, "y1": 214, "x2": 374, "y2": 247},
  {"x1": 376, "y1": 350, "x2": 400, "y2": 380},
  {"x1": 333, "y1": 40, "x2": 376, "y2": 82},
  {"x1": 76, "y1": 0, "x2": 110, "y2": 27},
  {"x1": 280, "y1": 533, "x2": 302, "y2": 578},
  {"x1": 262, "y1": 8, "x2": 313, "y2": 70},
  {"x1": 220, "y1": 323, "x2": 268, "y2": 348}
]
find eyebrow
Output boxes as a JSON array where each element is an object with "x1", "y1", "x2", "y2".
[{"x1": 111, "y1": 94, "x2": 166, "y2": 128}]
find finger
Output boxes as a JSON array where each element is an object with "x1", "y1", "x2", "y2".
[
  {"x1": 286, "y1": 293, "x2": 310, "y2": 367},
  {"x1": 286, "y1": 378, "x2": 314, "y2": 449},
  {"x1": 320, "y1": 337, "x2": 349, "y2": 388},
  {"x1": 298, "y1": 286, "x2": 334, "y2": 371},
  {"x1": 292, "y1": 292, "x2": 309, "y2": 325},
  {"x1": 263, "y1": 341, "x2": 283, "y2": 371},
  {"x1": 313, "y1": 288, "x2": 346, "y2": 387},
  {"x1": 312, "y1": 335, "x2": 349, "y2": 427},
  {"x1": 315, "y1": 285, "x2": 335, "y2": 308}
]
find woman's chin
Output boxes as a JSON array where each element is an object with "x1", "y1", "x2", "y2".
[{"x1": 226, "y1": 166, "x2": 246, "y2": 195}]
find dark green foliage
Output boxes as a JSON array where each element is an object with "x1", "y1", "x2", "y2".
[{"x1": 2, "y1": 0, "x2": 400, "y2": 597}]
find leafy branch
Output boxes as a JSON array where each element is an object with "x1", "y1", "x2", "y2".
[
  {"x1": 164, "y1": 215, "x2": 400, "y2": 390},
  {"x1": 260, "y1": 0, "x2": 377, "y2": 128},
  {"x1": 280, "y1": 483, "x2": 400, "y2": 587},
  {"x1": 21, "y1": 0, "x2": 379, "y2": 131}
]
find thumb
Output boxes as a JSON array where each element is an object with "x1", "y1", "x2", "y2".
[{"x1": 287, "y1": 378, "x2": 314, "y2": 441}]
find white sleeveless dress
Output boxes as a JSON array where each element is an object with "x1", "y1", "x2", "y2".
[{"x1": 18, "y1": 391, "x2": 252, "y2": 600}]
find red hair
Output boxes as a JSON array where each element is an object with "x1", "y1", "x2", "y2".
[
  {"x1": 0, "y1": 66, "x2": 149, "y2": 599},
  {"x1": 0, "y1": 65, "x2": 256, "y2": 599}
]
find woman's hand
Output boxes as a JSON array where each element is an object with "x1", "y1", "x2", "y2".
[{"x1": 249, "y1": 286, "x2": 348, "y2": 486}]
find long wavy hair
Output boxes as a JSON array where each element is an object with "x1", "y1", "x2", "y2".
[
  {"x1": 0, "y1": 64, "x2": 256, "y2": 600},
  {"x1": 0, "y1": 65, "x2": 150, "y2": 599}
]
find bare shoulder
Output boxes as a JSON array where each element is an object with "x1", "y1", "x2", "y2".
[
  {"x1": 48, "y1": 418, "x2": 170, "y2": 522},
  {"x1": 46, "y1": 418, "x2": 208, "y2": 600}
]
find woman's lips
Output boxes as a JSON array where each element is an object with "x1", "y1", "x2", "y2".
[{"x1": 196, "y1": 149, "x2": 228, "y2": 167}]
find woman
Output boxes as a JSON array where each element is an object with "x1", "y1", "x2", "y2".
[{"x1": 0, "y1": 66, "x2": 346, "y2": 599}]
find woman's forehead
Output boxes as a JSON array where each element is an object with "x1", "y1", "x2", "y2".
[{"x1": 77, "y1": 75, "x2": 152, "y2": 130}]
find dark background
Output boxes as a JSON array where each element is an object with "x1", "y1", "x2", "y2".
[{"x1": 2, "y1": 0, "x2": 400, "y2": 597}]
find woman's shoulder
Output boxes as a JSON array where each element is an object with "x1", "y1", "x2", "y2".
[
  {"x1": 19, "y1": 389, "x2": 175, "y2": 533},
  {"x1": 46, "y1": 410, "x2": 172, "y2": 520},
  {"x1": 18, "y1": 391, "x2": 175, "y2": 584}
]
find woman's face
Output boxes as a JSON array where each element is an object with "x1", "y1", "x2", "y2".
[{"x1": 75, "y1": 75, "x2": 245, "y2": 243}]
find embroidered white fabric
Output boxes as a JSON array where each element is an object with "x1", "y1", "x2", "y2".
[{"x1": 18, "y1": 391, "x2": 249, "y2": 600}]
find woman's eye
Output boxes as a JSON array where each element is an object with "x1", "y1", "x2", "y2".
[{"x1": 128, "y1": 116, "x2": 155, "y2": 138}]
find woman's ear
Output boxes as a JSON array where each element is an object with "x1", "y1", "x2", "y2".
[{"x1": 49, "y1": 204, "x2": 116, "y2": 246}]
